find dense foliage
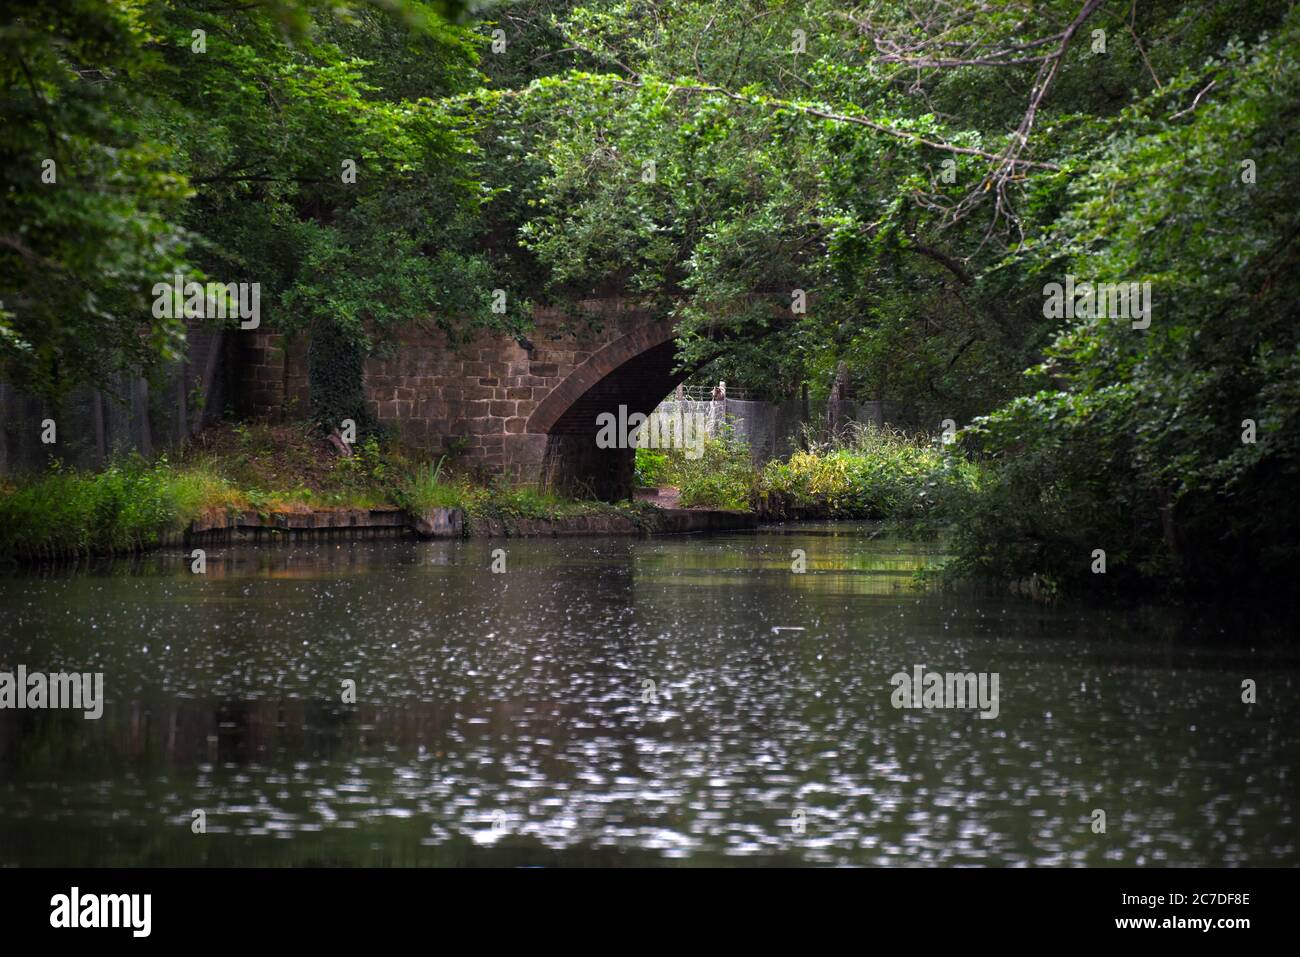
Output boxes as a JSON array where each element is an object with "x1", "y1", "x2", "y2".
[
  {"x1": 496, "y1": 0, "x2": 1300, "y2": 591},
  {"x1": 763, "y1": 426, "x2": 980, "y2": 523},
  {"x1": 656, "y1": 428, "x2": 759, "y2": 510},
  {"x1": 636, "y1": 423, "x2": 980, "y2": 522},
  {"x1": 2, "y1": 0, "x2": 512, "y2": 425}
]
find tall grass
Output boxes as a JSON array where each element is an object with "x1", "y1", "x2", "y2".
[
  {"x1": 391, "y1": 455, "x2": 469, "y2": 512},
  {"x1": 0, "y1": 458, "x2": 237, "y2": 558},
  {"x1": 633, "y1": 448, "x2": 669, "y2": 487}
]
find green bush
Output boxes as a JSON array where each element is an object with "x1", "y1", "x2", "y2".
[
  {"x1": 634, "y1": 448, "x2": 669, "y2": 487},
  {"x1": 661, "y1": 430, "x2": 757, "y2": 510},
  {"x1": 761, "y1": 424, "x2": 983, "y2": 521}
]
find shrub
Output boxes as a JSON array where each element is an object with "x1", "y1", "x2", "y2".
[
  {"x1": 761, "y1": 424, "x2": 982, "y2": 521},
  {"x1": 661, "y1": 430, "x2": 757, "y2": 510},
  {"x1": 634, "y1": 448, "x2": 669, "y2": 487}
]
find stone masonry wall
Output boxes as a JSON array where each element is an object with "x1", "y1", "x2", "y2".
[
  {"x1": 363, "y1": 300, "x2": 665, "y2": 484},
  {"x1": 234, "y1": 331, "x2": 310, "y2": 421},
  {"x1": 239, "y1": 299, "x2": 672, "y2": 490}
]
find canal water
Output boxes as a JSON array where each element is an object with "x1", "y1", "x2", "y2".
[{"x1": 0, "y1": 524, "x2": 1296, "y2": 866}]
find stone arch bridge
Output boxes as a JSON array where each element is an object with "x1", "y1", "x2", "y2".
[{"x1": 238, "y1": 299, "x2": 691, "y2": 499}]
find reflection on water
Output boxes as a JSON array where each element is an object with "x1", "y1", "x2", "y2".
[{"x1": 0, "y1": 524, "x2": 1296, "y2": 866}]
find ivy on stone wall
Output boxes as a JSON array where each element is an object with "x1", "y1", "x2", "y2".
[{"x1": 308, "y1": 323, "x2": 372, "y2": 437}]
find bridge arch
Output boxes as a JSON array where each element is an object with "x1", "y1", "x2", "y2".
[
  {"x1": 245, "y1": 298, "x2": 712, "y2": 501},
  {"x1": 519, "y1": 319, "x2": 692, "y2": 499}
]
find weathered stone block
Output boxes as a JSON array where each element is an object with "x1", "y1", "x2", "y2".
[{"x1": 411, "y1": 507, "x2": 464, "y2": 539}]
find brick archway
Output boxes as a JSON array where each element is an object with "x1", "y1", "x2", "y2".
[
  {"x1": 519, "y1": 319, "x2": 689, "y2": 499},
  {"x1": 241, "y1": 299, "x2": 699, "y2": 499},
  {"x1": 526, "y1": 319, "x2": 679, "y2": 435}
]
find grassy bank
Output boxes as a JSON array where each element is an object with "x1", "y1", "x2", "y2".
[
  {"x1": 634, "y1": 429, "x2": 758, "y2": 511},
  {"x1": 0, "y1": 422, "x2": 648, "y2": 559},
  {"x1": 394, "y1": 460, "x2": 658, "y2": 531},
  {"x1": 0, "y1": 459, "x2": 238, "y2": 558},
  {"x1": 3, "y1": 419, "x2": 982, "y2": 562}
]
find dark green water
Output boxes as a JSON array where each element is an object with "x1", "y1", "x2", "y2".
[{"x1": 0, "y1": 524, "x2": 1296, "y2": 866}]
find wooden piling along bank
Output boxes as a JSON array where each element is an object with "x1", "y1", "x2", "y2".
[
  {"x1": 187, "y1": 506, "x2": 412, "y2": 546},
  {"x1": 3, "y1": 504, "x2": 759, "y2": 563},
  {"x1": 186, "y1": 505, "x2": 756, "y2": 544}
]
